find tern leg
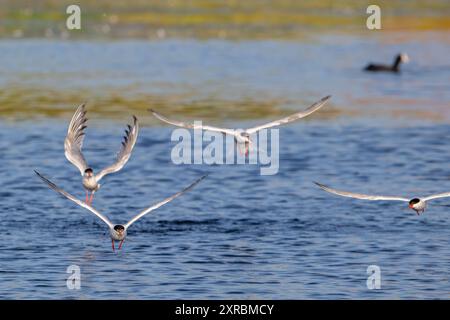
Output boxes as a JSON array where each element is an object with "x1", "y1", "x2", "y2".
[
  {"x1": 111, "y1": 239, "x2": 115, "y2": 252},
  {"x1": 85, "y1": 191, "x2": 89, "y2": 204},
  {"x1": 118, "y1": 240, "x2": 124, "y2": 250},
  {"x1": 238, "y1": 143, "x2": 245, "y2": 155},
  {"x1": 89, "y1": 191, "x2": 95, "y2": 205}
]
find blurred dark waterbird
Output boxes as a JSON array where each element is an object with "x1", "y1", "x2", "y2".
[{"x1": 364, "y1": 53, "x2": 409, "y2": 72}]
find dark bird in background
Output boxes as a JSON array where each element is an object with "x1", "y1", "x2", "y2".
[{"x1": 364, "y1": 53, "x2": 409, "y2": 72}]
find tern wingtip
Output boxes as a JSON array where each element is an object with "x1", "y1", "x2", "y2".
[
  {"x1": 313, "y1": 181, "x2": 326, "y2": 188},
  {"x1": 34, "y1": 170, "x2": 48, "y2": 183},
  {"x1": 78, "y1": 102, "x2": 87, "y2": 109},
  {"x1": 196, "y1": 174, "x2": 209, "y2": 182},
  {"x1": 201, "y1": 173, "x2": 209, "y2": 179}
]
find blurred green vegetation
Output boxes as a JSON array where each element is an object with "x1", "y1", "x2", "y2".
[
  {"x1": 0, "y1": 0, "x2": 449, "y2": 39},
  {"x1": 0, "y1": 1, "x2": 448, "y2": 123},
  {"x1": 0, "y1": 86, "x2": 343, "y2": 123}
]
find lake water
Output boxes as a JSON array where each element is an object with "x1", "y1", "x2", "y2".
[{"x1": 0, "y1": 32, "x2": 449, "y2": 299}]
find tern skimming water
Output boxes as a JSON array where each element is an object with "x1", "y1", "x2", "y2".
[
  {"x1": 64, "y1": 104, "x2": 139, "y2": 204},
  {"x1": 315, "y1": 182, "x2": 450, "y2": 214},
  {"x1": 150, "y1": 95, "x2": 331, "y2": 155},
  {"x1": 35, "y1": 170, "x2": 207, "y2": 251}
]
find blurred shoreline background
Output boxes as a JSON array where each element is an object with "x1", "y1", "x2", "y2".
[
  {"x1": 2, "y1": 0, "x2": 450, "y2": 39},
  {"x1": 0, "y1": 0, "x2": 449, "y2": 123}
]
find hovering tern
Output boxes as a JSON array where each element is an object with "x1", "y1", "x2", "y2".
[
  {"x1": 64, "y1": 104, "x2": 139, "y2": 204},
  {"x1": 314, "y1": 182, "x2": 450, "y2": 215},
  {"x1": 149, "y1": 95, "x2": 331, "y2": 155},
  {"x1": 35, "y1": 170, "x2": 206, "y2": 251}
]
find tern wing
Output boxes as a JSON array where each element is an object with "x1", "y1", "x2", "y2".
[
  {"x1": 95, "y1": 116, "x2": 139, "y2": 182},
  {"x1": 35, "y1": 170, "x2": 114, "y2": 229},
  {"x1": 246, "y1": 95, "x2": 331, "y2": 134},
  {"x1": 149, "y1": 109, "x2": 236, "y2": 136},
  {"x1": 64, "y1": 104, "x2": 89, "y2": 175},
  {"x1": 124, "y1": 175, "x2": 207, "y2": 229},
  {"x1": 423, "y1": 192, "x2": 450, "y2": 201},
  {"x1": 314, "y1": 182, "x2": 409, "y2": 202}
]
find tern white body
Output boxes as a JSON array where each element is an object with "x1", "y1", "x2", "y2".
[
  {"x1": 82, "y1": 175, "x2": 100, "y2": 191},
  {"x1": 234, "y1": 133, "x2": 250, "y2": 144},
  {"x1": 409, "y1": 199, "x2": 427, "y2": 213},
  {"x1": 110, "y1": 226, "x2": 127, "y2": 241}
]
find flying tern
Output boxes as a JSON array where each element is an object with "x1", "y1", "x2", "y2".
[
  {"x1": 64, "y1": 104, "x2": 139, "y2": 204},
  {"x1": 149, "y1": 95, "x2": 331, "y2": 155},
  {"x1": 35, "y1": 170, "x2": 206, "y2": 251},
  {"x1": 315, "y1": 181, "x2": 450, "y2": 214}
]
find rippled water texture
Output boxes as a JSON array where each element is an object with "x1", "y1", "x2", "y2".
[{"x1": 0, "y1": 32, "x2": 450, "y2": 299}]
